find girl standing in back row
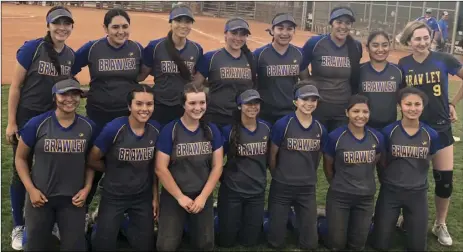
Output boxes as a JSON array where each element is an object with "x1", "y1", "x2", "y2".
[
  {"x1": 397, "y1": 20, "x2": 463, "y2": 246},
  {"x1": 6, "y1": 6, "x2": 75, "y2": 250},
  {"x1": 138, "y1": 5, "x2": 203, "y2": 125}
]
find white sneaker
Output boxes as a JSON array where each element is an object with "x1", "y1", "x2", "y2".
[
  {"x1": 11, "y1": 225, "x2": 24, "y2": 251},
  {"x1": 432, "y1": 222, "x2": 453, "y2": 246},
  {"x1": 52, "y1": 223, "x2": 60, "y2": 241},
  {"x1": 453, "y1": 136, "x2": 461, "y2": 142}
]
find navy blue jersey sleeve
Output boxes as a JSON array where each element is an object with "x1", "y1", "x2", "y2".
[
  {"x1": 16, "y1": 38, "x2": 43, "y2": 70},
  {"x1": 430, "y1": 18, "x2": 439, "y2": 31},
  {"x1": 93, "y1": 118, "x2": 124, "y2": 155},
  {"x1": 369, "y1": 127, "x2": 385, "y2": 153},
  {"x1": 424, "y1": 124, "x2": 443, "y2": 155},
  {"x1": 209, "y1": 123, "x2": 224, "y2": 151},
  {"x1": 221, "y1": 124, "x2": 232, "y2": 155},
  {"x1": 381, "y1": 121, "x2": 398, "y2": 152},
  {"x1": 147, "y1": 119, "x2": 162, "y2": 133},
  {"x1": 320, "y1": 122, "x2": 329, "y2": 152},
  {"x1": 72, "y1": 40, "x2": 95, "y2": 76},
  {"x1": 19, "y1": 111, "x2": 51, "y2": 148},
  {"x1": 142, "y1": 39, "x2": 162, "y2": 68},
  {"x1": 442, "y1": 53, "x2": 462, "y2": 76},
  {"x1": 195, "y1": 42, "x2": 204, "y2": 63},
  {"x1": 81, "y1": 115, "x2": 97, "y2": 147},
  {"x1": 355, "y1": 40, "x2": 363, "y2": 59},
  {"x1": 323, "y1": 126, "x2": 344, "y2": 158},
  {"x1": 300, "y1": 35, "x2": 323, "y2": 71},
  {"x1": 270, "y1": 115, "x2": 290, "y2": 146},
  {"x1": 156, "y1": 120, "x2": 176, "y2": 156},
  {"x1": 253, "y1": 45, "x2": 266, "y2": 67},
  {"x1": 196, "y1": 50, "x2": 216, "y2": 78}
]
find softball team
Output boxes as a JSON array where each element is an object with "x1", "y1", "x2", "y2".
[
  {"x1": 139, "y1": 5, "x2": 203, "y2": 125},
  {"x1": 372, "y1": 87, "x2": 442, "y2": 251},
  {"x1": 323, "y1": 95, "x2": 384, "y2": 251},
  {"x1": 155, "y1": 83, "x2": 223, "y2": 251},
  {"x1": 218, "y1": 89, "x2": 271, "y2": 247},
  {"x1": 72, "y1": 8, "x2": 144, "y2": 213},
  {"x1": 300, "y1": 6, "x2": 363, "y2": 132},
  {"x1": 9, "y1": 4, "x2": 463, "y2": 251},
  {"x1": 193, "y1": 17, "x2": 256, "y2": 127},
  {"x1": 254, "y1": 13, "x2": 304, "y2": 124},
  {"x1": 6, "y1": 6, "x2": 75, "y2": 250},
  {"x1": 398, "y1": 20, "x2": 463, "y2": 246},
  {"x1": 16, "y1": 77, "x2": 95, "y2": 251},
  {"x1": 267, "y1": 81, "x2": 328, "y2": 250},
  {"x1": 88, "y1": 85, "x2": 160, "y2": 251}
]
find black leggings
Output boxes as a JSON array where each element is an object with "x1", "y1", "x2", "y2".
[{"x1": 371, "y1": 185, "x2": 428, "y2": 251}]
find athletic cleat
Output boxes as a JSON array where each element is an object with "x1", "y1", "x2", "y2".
[
  {"x1": 52, "y1": 223, "x2": 60, "y2": 241},
  {"x1": 453, "y1": 136, "x2": 461, "y2": 142},
  {"x1": 432, "y1": 222, "x2": 453, "y2": 246},
  {"x1": 11, "y1": 225, "x2": 24, "y2": 251}
]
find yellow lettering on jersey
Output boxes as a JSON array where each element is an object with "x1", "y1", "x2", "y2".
[
  {"x1": 44, "y1": 139, "x2": 86, "y2": 153},
  {"x1": 286, "y1": 138, "x2": 320, "y2": 152},
  {"x1": 237, "y1": 142, "x2": 267, "y2": 156},
  {"x1": 118, "y1": 147, "x2": 155, "y2": 161},
  {"x1": 391, "y1": 145, "x2": 429, "y2": 159},
  {"x1": 343, "y1": 150, "x2": 376, "y2": 164},
  {"x1": 176, "y1": 142, "x2": 212, "y2": 157}
]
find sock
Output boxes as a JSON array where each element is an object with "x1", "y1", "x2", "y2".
[{"x1": 10, "y1": 184, "x2": 26, "y2": 227}]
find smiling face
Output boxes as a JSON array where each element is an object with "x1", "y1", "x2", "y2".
[
  {"x1": 129, "y1": 92, "x2": 154, "y2": 123},
  {"x1": 48, "y1": 17, "x2": 73, "y2": 43},
  {"x1": 400, "y1": 93, "x2": 424, "y2": 120},
  {"x1": 184, "y1": 92, "x2": 207, "y2": 121},
  {"x1": 295, "y1": 96, "x2": 318, "y2": 116},
  {"x1": 409, "y1": 27, "x2": 431, "y2": 54},
  {"x1": 171, "y1": 16, "x2": 193, "y2": 39},
  {"x1": 55, "y1": 90, "x2": 81, "y2": 114},
  {"x1": 346, "y1": 103, "x2": 370, "y2": 128},
  {"x1": 367, "y1": 34, "x2": 390, "y2": 62},
  {"x1": 225, "y1": 29, "x2": 248, "y2": 51},
  {"x1": 104, "y1": 15, "x2": 130, "y2": 46},
  {"x1": 272, "y1": 22, "x2": 295, "y2": 46},
  {"x1": 241, "y1": 100, "x2": 261, "y2": 119},
  {"x1": 331, "y1": 15, "x2": 353, "y2": 41}
]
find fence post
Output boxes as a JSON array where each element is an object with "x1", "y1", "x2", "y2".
[
  {"x1": 312, "y1": 1, "x2": 316, "y2": 32},
  {"x1": 368, "y1": 2, "x2": 373, "y2": 33},
  {"x1": 301, "y1": 1, "x2": 308, "y2": 30},
  {"x1": 363, "y1": 2, "x2": 367, "y2": 21},
  {"x1": 392, "y1": 1, "x2": 399, "y2": 49},
  {"x1": 253, "y1": 2, "x2": 256, "y2": 20},
  {"x1": 408, "y1": 2, "x2": 412, "y2": 22},
  {"x1": 450, "y1": 1, "x2": 460, "y2": 55}
]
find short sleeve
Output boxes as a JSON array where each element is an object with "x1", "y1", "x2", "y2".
[
  {"x1": 93, "y1": 122, "x2": 119, "y2": 154},
  {"x1": 323, "y1": 133, "x2": 337, "y2": 158},
  {"x1": 253, "y1": 46, "x2": 265, "y2": 67},
  {"x1": 142, "y1": 39, "x2": 160, "y2": 68},
  {"x1": 381, "y1": 123, "x2": 395, "y2": 152},
  {"x1": 371, "y1": 128, "x2": 385, "y2": 154},
  {"x1": 221, "y1": 125, "x2": 232, "y2": 155},
  {"x1": 156, "y1": 121, "x2": 175, "y2": 156},
  {"x1": 270, "y1": 116, "x2": 288, "y2": 146},
  {"x1": 71, "y1": 40, "x2": 95, "y2": 76},
  {"x1": 196, "y1": 50, "x2": 215, "y2": 79},
  {"x1": 209, "y1": 123, "x2": 224, "y2": 151},
  {"x1": 320, "y1": 123, "x2": 329, "y2": 152},
  {"x1": 356, "y1": 40, "x2": 363, "y2": 59},
  {"x1": 19, "y1": 114, "x2": 46, "y2": 148},
  {"x1": 428, "y1": 127, "x2": 443, "y2": 155},
  {"x1": 16, "y1": 39, "x2": 42, "y2": 70},
  {"x1": 442, "y1": 53, "x2": 462, "y2": 76},
  {"x1": 300, "y1": 36, "x2": 322, "y2": 71}
]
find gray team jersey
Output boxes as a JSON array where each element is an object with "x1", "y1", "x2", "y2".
[
  {"x1": 19, "y1": 41, "x2": 74, "y2": 111},
  {"x1": 95, "y1": 117, "x2": 160, "y2": 198},
  {"x1": 325, "y1": 126, "x2": 383, "y2": 196},
  {"x1": 222, "y1": 120, "x2": 271, "y2": 195},
  {"x1": 86, "y1": 39, "x2": 143, "y2": 112},
  {"x1": 271, "y1": 113, "x2": 327, "y2": 186},
  {"x1": 360, "y1": 62, "x2": 404, "y2": 129},
  {"x1": 147, "y1": 38, "x2": 202, "y2": 106},
  {"x1": 20, "y1": 111, "x2": 94, "y2": 197},
  {"x1": 254, "y1": 44, "x2": 302, "y2": 117},
  {"x1": 198, "y1": 48, "x2": 254, "y2": 119},
  {"x1": 381, "y1": 121, "x2": 441, "y2": 191}
]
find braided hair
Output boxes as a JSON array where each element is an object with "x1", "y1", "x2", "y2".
[{"x1": 228, "y1": 94, "x2": 243, "y2": 161}]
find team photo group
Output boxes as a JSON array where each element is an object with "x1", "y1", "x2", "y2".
[{"x1": 4, "y1": 3, "x2": 463, "y2": 252}]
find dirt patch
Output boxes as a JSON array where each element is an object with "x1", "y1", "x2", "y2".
[{"x1": 2, "y1": 3, "x2": 462, "y2": 85}]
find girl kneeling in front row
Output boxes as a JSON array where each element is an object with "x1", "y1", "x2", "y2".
[
  {"x1": 372, "y1": 87, "x2": 443, "y2": 251},
  {"x1": 323, "y1": 95, "x2": 384, "y2": 251},
  {"x1": 218, "y1": 89, "x2": 271, "y2": 247},
  {"x1": 267, "y1": 81, "x2": 328, "y2": 250},
  {"x1": 155, "y1": 83, "x2": 224, "y2": 251}
]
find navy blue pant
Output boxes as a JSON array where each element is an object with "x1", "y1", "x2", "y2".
[
  {"x1": 217, "y1": 183, "x2": 265, "y2": 247},
  {"x1": 267, "y1": 180, "x2": 318, "y2": 250},
  {"x1": 156, "y1": 189, "x2": 214, "y2": 251},
  {"x1": 92, "y1": 193, "x2": 155, "y2": 251},
  {"x1": 325, "y1": 189, "x2": 374, "y2": 251},
  {"x1": 24, "y1": 196, "x2": 86, "y2": 251},
  {"x1": 371, "y1": 185, "x2": 428, "y2": 251}
]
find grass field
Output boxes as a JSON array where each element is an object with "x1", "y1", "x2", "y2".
[{"x1": 1, "y1": 84, "x2": 462, "y2": 251}]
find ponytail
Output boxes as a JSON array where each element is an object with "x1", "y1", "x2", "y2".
[
  {"x1": 228, "y1": 107, "x2": 242, "y2": 161},
  {"x1": 241, "y1": 44, "x2": 258, "y2": 89},
  {"x1": 43, "y1": 31, "x2": 62, "y2": 77},
  {"x1": 166, "y1": 30, "x2": 192, "y2": 81}
]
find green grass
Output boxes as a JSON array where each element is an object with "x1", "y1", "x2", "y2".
[{"x1": 1, "y1": 84, "x2": 462, "y2": 251}]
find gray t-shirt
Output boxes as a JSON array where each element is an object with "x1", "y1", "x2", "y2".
[{"x1": 19, "y1": 110, "x2": 95, "y2": 197}]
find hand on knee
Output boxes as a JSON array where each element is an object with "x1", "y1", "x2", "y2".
[{"x1": 433, "y1": 170, "x2": 453, "y2": 198}]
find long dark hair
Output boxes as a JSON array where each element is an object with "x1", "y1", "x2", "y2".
[
  {"x1": 241, "y1": 43, "x2": 258, "y2": 89},
  {"x1": 44, "y1": 6, "x2": 73, "y2": 77},
  {"x1": 166, "y1": 5, "x2": 194, "y2": 81},
  {"x1": 126, "y1": 84, "x2": 154, "y2": 107},
  {"x1": 228, "y1": 94, "x2": 244, "y2": 161},
  {"x1": 104, "y1": 8, "x2": 131, "y2": 27},
  {"x1": 366, "y1": 30, "x2": 390, "y2": 48}
]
